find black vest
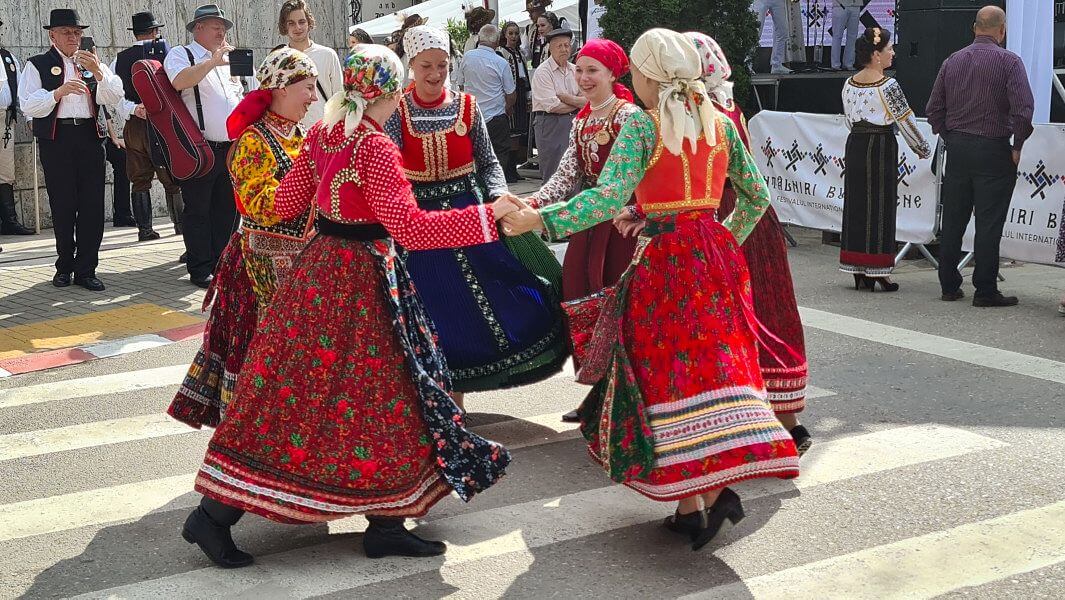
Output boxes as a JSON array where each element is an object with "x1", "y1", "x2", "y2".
[
  {"x1": 0, "y1": 48, "x2": 17, "y2": 112},
  {"x1": 27, "y1": 47, "x2": 105, "y2": 140}
]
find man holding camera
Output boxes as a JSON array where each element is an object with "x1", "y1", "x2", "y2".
[
  {"x1": 113, "y1": 11, "x2": 181, "y2": 243},
  {"x1": 18, "y1": 9, "x2": 123, "y2": 291},
  {"x1": 164, "y1": 4, "x2": 243, "y2": 288}
]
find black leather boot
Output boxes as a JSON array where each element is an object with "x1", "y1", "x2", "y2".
[
  {"x1": 691, "y1": 488, "x2": 745, "y2": 551},
  {"x1": 132, "y1": 192, "x2": 160, "y2": 241},
  {"x1": 166, "y1": 191, "x2": 184, "y2": 235},
  {"x1": 363, "y1": 516, "x2": 447, "y2": 559},
  {"x1": 181, "y1": 496, "x2": 254, "y2": 568},
  {"x1": 0, "y1": 183, "x2": 34, "y2": 235}
]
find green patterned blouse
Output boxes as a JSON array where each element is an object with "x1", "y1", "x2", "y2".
[{"x1": 539, "y1": 109, "x2": 771, "y2": 244}]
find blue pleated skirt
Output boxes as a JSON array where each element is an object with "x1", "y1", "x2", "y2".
[{"x1": 403, "y1": 174, "x2": 568, "y2": 392}]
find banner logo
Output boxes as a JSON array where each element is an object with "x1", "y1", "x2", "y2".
[{"x1": 1021, "y1": 160, "x2": 1061, "y2": 201}]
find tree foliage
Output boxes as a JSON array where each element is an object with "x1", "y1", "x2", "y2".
[{"x1": 600, "y1": 0, "x2": 759, "y2": 108}]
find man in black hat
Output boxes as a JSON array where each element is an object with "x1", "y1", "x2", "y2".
[
  {"x1": 0, "y1": 18, "x2": 34, "y2": 239},
  {"x1": 164, "y1": 4, "x2": 242, "y2": 288},
  {"x1": 113, "y1": 11, "x2": 180, "y2": 243},
  {"x1": 18, "y1": 9, "x2": 124, "y2": 291}
]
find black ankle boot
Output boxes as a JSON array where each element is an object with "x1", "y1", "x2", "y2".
[
  {"x1": 132, "y1": 192, "x2": 160, "y2": 241},
  {"x1": 663, "y1": 508, "x2": 708, "y2": 540},
  {"x1": 363, "y1": 516, "x2": 447, "y2": 559},
  {"x1": 181, "y1": 497, "x2": 254, "y2": 568},
  {"x1": 692, "y1": 488, "x2": 745, "y2": 551},
  {"x1": 0, "y1": 183, "x2": 34, "y2": 235}
]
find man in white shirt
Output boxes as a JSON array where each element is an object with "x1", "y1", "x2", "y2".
[
  {"x1": 530, "y1": 27, "x2": 583, "y2": 182},
  {"x1": 0, "y1": 18, "x2": 34, "y2": 238},
  {"x1": 278, "y1": 0, "x2": 341, "y2": 130},
  {"x1": 19, "y1": 9, "x2": 124, "y2": 291},
  {"x1": 460, "y1": 25, "x2": 518, "y2": 182},
  {"x1": 163, "y1": 4, "x2": 243, "y2": 288}
]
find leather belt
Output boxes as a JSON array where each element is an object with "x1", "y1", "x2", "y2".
[{"x1": 55, "y1": 118, "x2": 94, "y2": 126}]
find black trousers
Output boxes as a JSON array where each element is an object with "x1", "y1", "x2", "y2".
[
  {"x1": 178, "y1": 143, "x2": 236, "y2": 280},
  {"x1": 486, "y1": 113, "x2": 514, "y2": 179},
  {"x1": 938, "y1": 132, "x2": 1017, "y2": 298},
  {"x1": 105, "y1": 139, "x2": 132, "y2": 222},
  {"x1": 38, "y1": 123, "x2": 106, "y2": 278}
]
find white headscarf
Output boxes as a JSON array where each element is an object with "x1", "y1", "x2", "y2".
[
  {"x1": 403, "y1": 25, "x2": 450, "y2": 64},
  {"x1": 629, "y1": 28, "x2": 717, "y2": 155},
  {"x1": 685, "y1": 32, "x2": 734, "y2": 109}
]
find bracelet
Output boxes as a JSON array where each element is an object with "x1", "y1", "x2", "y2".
[{"x1": 626, "y1": 205, "x2": 641, "y2": 219}]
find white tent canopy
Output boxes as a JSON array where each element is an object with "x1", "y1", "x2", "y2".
[{"x1": 358, "y1": 0, "x2": 581, "y2": 37}]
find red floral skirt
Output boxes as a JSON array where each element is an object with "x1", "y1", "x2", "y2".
[
  {"x1": 719, "y1": 186, "x2": 808, "y2": 414},
  {"x1": 578, "y1": 212, "x2": 799, "y2": 502},
  {"x1": 168, "y1": 233, "x2": 257, "y2": 429},
  {"x1": 195, "y1": 235, "x2": 508, "y2": 523}
]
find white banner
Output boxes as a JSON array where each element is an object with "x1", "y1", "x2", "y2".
[
  {"x1": 747, "y1": 111, "x2": 939, "y2": 245},
  {"x1": 962, "y1": 124, "x2": 1065, "y2": 267},
  {"x1": 586, "y1": 0, "x2": 606, "y2": 41}
]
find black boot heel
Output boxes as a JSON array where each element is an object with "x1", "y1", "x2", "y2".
[
  {"x1": 364, "y1": 517, "x2": 447, "y2": 558},
  {"x1": 789, "y1": 425, "x2": 813, "y2": 457},
  {"x1": 692, "y1": 488, "x2": 745, "y2": 551},
  {"x1": 181, "y1": 499, "x2": 253, "y2": 569}
]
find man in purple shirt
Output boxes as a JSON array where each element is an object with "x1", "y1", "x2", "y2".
[{"x1": 926, "y1": 5, "x2": 1034, "y2": 308}]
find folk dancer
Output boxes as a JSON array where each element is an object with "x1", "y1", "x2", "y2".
[
  {"x1": 385, "y1": 26, "x2": 567, "y2": 403},
  {"x1": 687, "y1": 31, "x2": 811, "y2": 453},
  {"x1": 168, "y1": 47, "x2": 319, "y2": 430},
  {"x1": 180, "y1": 45, "x2": 512, "y2": 567},
  {"x1": 503, "y1": 29, "x2": 800, "y2": 550},
  {"x1": 523, "y1": 38, "x2": 641, "y2": 423}
]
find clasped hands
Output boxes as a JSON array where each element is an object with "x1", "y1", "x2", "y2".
[{"x1": 490, "y1": 194, "x2": 542, "y2": 236}]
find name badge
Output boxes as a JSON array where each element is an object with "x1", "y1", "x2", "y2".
[{"x1": 50, "y1": 66, "x2": 62, "y2": 76}]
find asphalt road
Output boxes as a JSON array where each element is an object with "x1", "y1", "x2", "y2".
[{"x1": 2, "y1": 227, "x2": 1064, "y2": 599}]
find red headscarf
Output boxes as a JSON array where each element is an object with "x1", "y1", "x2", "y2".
[{"x1": 575, "y1": 39, "x2": 635, "y2": 118}]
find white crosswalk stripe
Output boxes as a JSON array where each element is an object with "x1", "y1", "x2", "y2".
[{"x1": 66, "y1": 424, "x2": 1008, "y2": 599}]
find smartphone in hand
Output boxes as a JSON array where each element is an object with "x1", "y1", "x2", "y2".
[
  {"x1": 79, "y1": 36, "x2": 96, "y2": 53},
  {"x1": 229, "y1": 49, "x2": 254, "y2": 77}
]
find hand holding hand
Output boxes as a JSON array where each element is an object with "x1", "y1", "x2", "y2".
[
  {"x1": 490, "y1": 196, "x2": 519, "y2": 220},
  {"x1": 501, "y1": 205, "x2": 543, "y2": 236},
  {"x1": 612, "y1": 207, "x2": 646, "y2": 238}
]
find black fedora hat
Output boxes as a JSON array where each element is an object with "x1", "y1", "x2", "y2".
[
  {"x1": 43, "y1": 8, "x2": 89, "y2": 30},
  {"x1": 129, "y1": 11, "x2": 165, "y2": 33},
  {"x1": 186, "y1": 4, "x2": 234, "y2": 33},
  {"x1": 544, "y1": 26, "x2": 573, "y2": 43}
]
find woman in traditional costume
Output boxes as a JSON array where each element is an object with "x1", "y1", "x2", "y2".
[
  {"x1": 180, "y1": 45, "x2": 513, "y2": 568},
  {"x1": 504, "y1": 29, "x2": 800, "y2": 550},
  {"x1": 524, "y1": 38, "x2": 640, "y2": 423},
  {"x1": 686, "y1": 32, "x2": 811, "y2": 454},
  {"x1": 840, "y1": 28, "x2": 931, "y2": 291},
  {"x1": 384, "y1": 26, "x2": 567, "y2": 400},
  {"x1": 168, "y1": 48, "x2": 319, "y2": 429}
]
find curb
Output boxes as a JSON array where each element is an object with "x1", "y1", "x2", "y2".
[{"x1": 0, "y1": 322, "x2": 205, "y2": 378}]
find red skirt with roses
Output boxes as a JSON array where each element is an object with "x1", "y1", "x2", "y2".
[
  {"x1": 577, "y1": 212, "x2": 799, "y2": 501},
  {"x1": 195, "y1": 233, "x2": 510, "y2": 523}
]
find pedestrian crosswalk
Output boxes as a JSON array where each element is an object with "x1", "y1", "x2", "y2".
[{"x1": 1, "y1": 313, "x2": 1064, "y2": 599}]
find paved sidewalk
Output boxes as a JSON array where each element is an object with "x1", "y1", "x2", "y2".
[{"x1": 0, "y1": 176, "x2": 548, "y2": 376}]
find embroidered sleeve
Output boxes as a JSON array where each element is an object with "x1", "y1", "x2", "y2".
[
  {"x1": 470, "y1": 98, "x2": 509, "y2": 198},
  {"x1": 881, "y1": 79, "x2": 931, "y2": 158},
  {"x1": 721, "y1": 118, "x2": 770, "y2": 244},
  {"x1": 529, "y1": 123, "x2": 580, "y2": 207},
  {"x1": 274, "y1": 124, "x2": 320, "y2": 221},
  {"x1": 229, "y1": 130, "x2": 283, "y2": 226},
  {"x1": 358, "y1": 133, "x2": 499, "y2": 250},
  {"x1": 539, "y1": 110, "x2": 656, "y2": 241}
]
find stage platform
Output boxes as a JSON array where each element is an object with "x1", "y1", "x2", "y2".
[{"x1": 749, "y1": 70, "x2": 860, "y2": 115}]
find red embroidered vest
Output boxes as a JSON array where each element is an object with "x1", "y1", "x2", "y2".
[
  {"x1": 634, "y1": 112, "x2": 729, "y2": 214},
  {"x1": 397, "y1": 92, "x2": 477, "y2": 183}
]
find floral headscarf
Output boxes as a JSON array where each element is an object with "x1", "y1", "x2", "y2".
[
  {"x1": 226, "y1": 47, "x2": 318, "y2": 139},
  {"x1": 323, "y1": 44, "x2": 405, "y2": 137},
  {"x1": 685, "y1": 32, "x2": 734, "y2": 109}
]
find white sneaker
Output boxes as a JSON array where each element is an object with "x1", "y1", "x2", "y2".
[{"x1": 770, "y1": 66, "x2": 793, "y2": 75}]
